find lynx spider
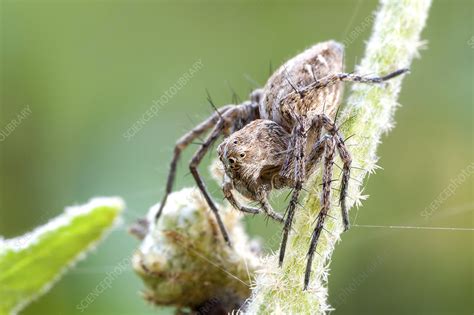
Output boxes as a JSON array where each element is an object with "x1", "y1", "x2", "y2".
[{"x1": 155, "y1": 41, "x2": 408, "y2": 289}]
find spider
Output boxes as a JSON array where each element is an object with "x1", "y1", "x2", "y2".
[{"x1": 154, "y1": 40, "x2": 408, "y2": 289}]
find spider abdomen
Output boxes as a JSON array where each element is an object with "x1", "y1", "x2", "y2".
[{"x1": 260, "y1": 41, "x2": 345, "y2": 131}]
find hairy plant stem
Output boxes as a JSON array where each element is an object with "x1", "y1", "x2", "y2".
[{"x1": 245, "y1": 0, "x2": 431, "y2": 313}]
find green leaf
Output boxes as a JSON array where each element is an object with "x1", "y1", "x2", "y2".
[{"x1": 0, "y1": 197, "x2": 124, "y2": 315}]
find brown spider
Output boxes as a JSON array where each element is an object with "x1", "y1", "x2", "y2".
[{"x1": 154, "y1": 41, "x2": 408, "y2": 289}]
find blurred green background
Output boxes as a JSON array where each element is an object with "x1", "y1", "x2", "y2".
[{"x1": 1, "y1": 0, "x2": 472, "y2": 314}]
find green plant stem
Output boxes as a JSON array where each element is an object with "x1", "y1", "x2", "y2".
[{"x1": 245, "y1": 0, "x2": 431, "y2": 313}]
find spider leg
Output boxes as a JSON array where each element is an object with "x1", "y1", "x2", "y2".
[
  {"x1": 330, "y1": 68, "x2": 409, "y2": 85},
  {"x1": 155, "y1": 105, "x2": 233, "y2": 222},
  {"x1": 335, "y1": 136, "x2": 352, "y2": 231},
  {"x1": 189, "y1": 105, "x2": 259, "y2": 246},
  {"x1": 304, "y1": 136, "x2": 336, "y2": 290},
  {"x1": 316, "y1": 114, "x2": 352, "y2": 231},
  {"x1": 279, "y1": 124, "x2": 306, "y2": 266},
  {"x1": 293, "y1": 68, "x2": 409, "y2": 97},
  {"x1": 189, "y1": 118, "x2": 232, "y2": 245}
]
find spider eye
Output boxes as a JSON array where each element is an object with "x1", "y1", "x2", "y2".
[
  {"x1": 229, "y1": 158, "x2": 235, "y2": 164},
  {"x1": 233, "y1": 140, "x2": 238, "y2": 144},
  {"x1": 240, "y1": 153, "x2": 245, "y2": 158}
]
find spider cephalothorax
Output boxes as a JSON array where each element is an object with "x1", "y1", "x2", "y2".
[
  {"x1": 154, "y1": 40, "x2": 408, "y2": 289},
  {"x1": 217, "y1": 119, "x2": 290, "y2": 223}
]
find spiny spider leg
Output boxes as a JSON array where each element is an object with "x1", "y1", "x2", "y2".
[
  {"x1": 315, "y1": 114, "x2": 352, "y2": 231},
  {"x1": 335, "y1": 136, "x2": 352, "y2": 230},
  {"x1": 279, "y1": 124, "x2": 306, "y2": 266},
  {"x1": 155, "y1": 105, "x2": 233, "y2": 221},
  {"x1": 278, "y1": 131, "x2": 330, "y2": 267},
  {"x1": 284, "y1": 68, "x2": 409, "y2": 100},
  {"x1": 156, "y1": 100, "x2": 259, "y2": 246},
  {"x1": 189, "y1": 106, "x2": 257, "y2": 246},
  {"x1": 304, "y1": 136, "x2": 336, "y2": 290},
  {"x1": 189, "y1": 118, "x2": 232, "y2": 245},
  {"x1": 279, "y1": 112, "x2": 353, "y2": 267}
]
